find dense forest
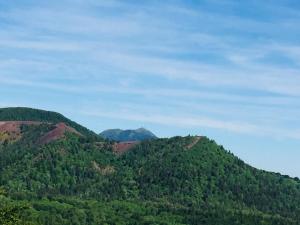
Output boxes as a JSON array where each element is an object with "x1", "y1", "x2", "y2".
[{"x1": 0, "y1": 108, "x2": 300, "y2": 225}]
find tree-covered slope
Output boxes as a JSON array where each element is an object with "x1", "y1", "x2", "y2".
[
  {"x1": 122, "y1": 137, "x2": 300, "y2": 221},
  {"x1": 0, "y1": 107, "x2": 99, "y2": 139},
  {"x1": 100, "y1": 128, "x2": 157, "y2": 141},
  {"x1": 0, "y1": 125, "x2": 126, "y2": 200},
  {"x1": 0, "y1": 108, "x2": 300, "y2": 224}
]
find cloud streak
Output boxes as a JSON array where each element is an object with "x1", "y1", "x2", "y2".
[{"x1": 81, "y1": 108, "x2": 300, "y2": 140}]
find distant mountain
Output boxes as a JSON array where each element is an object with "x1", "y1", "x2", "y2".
[{"x1": 100, "y1": 128, "x2": 157, "y2": 141}]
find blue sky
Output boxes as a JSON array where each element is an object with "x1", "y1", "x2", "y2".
[{"x1": 0, "y1": 0, "x2": 300, "y2": 177}]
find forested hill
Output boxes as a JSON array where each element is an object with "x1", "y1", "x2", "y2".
[
  {"x1": 0, "y1": 107, "x2": 98, "y2": 139},
  {"x1": 0, "y1": 107, "x2": 300, "y2": 225}
]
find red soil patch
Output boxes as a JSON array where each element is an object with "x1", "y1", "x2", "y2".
[
  {"x1": 186, "y1": 136, "x2": 202, "y2": 150},
  {"x1": 38, "y1": 122, "x2": 81, "y2": 145},
  {"x1": 0, "y1": 121, "x2": 81, "y2": 145},
  {"x1": 0, "y1": 121, "x2": 43, "y2": 142},
  {"x1": 113, "y1": 141, "x2": 139, "y2": 154},
  {"x1": 0, "y1": 121, "x2": 42, "y2": 133}
]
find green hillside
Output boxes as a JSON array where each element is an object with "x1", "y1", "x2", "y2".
[
  {"x1": 0, "y1": 107, "x2": 99, "y2": 139},
  {"x1": 0, "y1": 108, "x2": 299, "y2": 224},
  {"x1": 100, "y1": 128, "x2": 157, "y2": 141}
]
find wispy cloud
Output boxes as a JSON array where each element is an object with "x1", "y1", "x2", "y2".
[
  {"x1": 2, "y1": 75, "x2": 299, "y2": 107},
  {"x1": 81, "y1": 108, "x2": 300, "y2": 140},
  {"x1": 0, "y1": 39, "x2": 83, "y2": 51}
]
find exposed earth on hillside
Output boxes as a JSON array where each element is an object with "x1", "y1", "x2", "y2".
[
  {"x1": 0, "y1": 121, "x2": 81, "y2": 145},
  {"x1": 113, "y1": 141, "x2": 139, "y2": 154},
  {"x1": 0, "y1": 121, "x2": 42, "y2": 133},
  {"x1": 0, "y1": 121, "x2": 42, "y2": 143},
  {"x1": 38, "y1": 122, "x2": 82, "y2": 144}
]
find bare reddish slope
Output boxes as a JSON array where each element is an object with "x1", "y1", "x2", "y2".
[
  {"x1": 38, "y1": 122, "x2": 81, "y2": 144},
  {"x1": 0, "y1": 121, "x2": 81, "y2": 145},
  {"x1": 0, "y1": 121, "x2": 42, "y2": 133},
  {"x1": 113, "y1": 141, "x2": 139, "y2": 154},
  {"x1": 0, "y1": 121, "x2": 43, "y2": 142}
]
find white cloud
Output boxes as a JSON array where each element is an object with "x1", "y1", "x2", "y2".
[{"x1": 81, "y1": 108, "x2": 300, "y2": 140}]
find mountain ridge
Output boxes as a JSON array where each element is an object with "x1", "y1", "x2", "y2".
[{"x1": 0, "y1": 107, "x2": 299, "y2": 225}]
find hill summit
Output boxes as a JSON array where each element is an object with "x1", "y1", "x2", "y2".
[
  {"x1": 0, "y1": 107, "x2": 98, "y2": 139},
  {"x1": 100, "y1": 127, "x2": 157, "y2": 141}
]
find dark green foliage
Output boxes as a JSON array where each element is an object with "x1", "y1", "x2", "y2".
[
  {"x1": 100, "y1": 128, "x2": 157, "y2": 141},
  {"x1": 0, "y1": 127, "x2": 127, "y2": 201},
  {"x1": 0, "y1": 203, "x2": 29, "y2": 225},
  {"x1": 0, "y1": 189, "x2": 35, "y2": 225},
  {"x1": 121, "y1": 137, "x2": 300, "y2": 220},
  {"x1": 0, "y1": 110, "x2": 300, "y2": 224}
]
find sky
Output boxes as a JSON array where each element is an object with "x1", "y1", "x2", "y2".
[{"x1": 0, "y1": 0, "x2": 300, "y2": 177}]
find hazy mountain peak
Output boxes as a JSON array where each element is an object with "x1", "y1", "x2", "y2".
[{"x1": 100, "y1": 128, "x2": 157, "y2": 141}]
